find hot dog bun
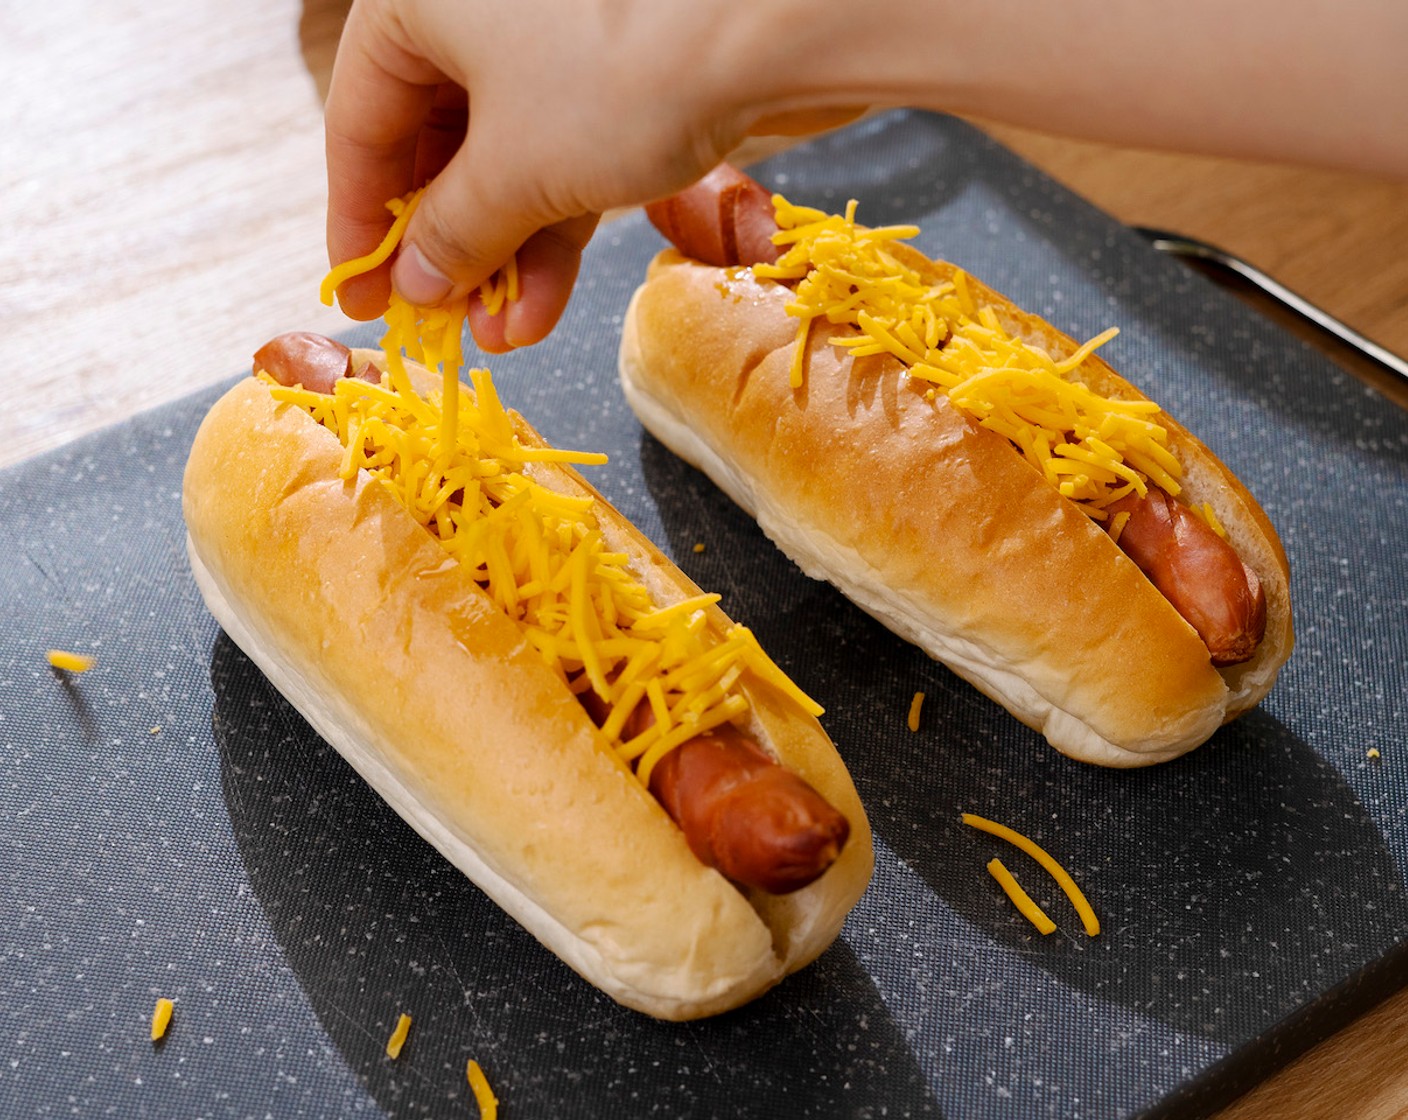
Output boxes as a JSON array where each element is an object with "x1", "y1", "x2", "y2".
[
  {"x1": 619, "y1": 249, "x2": 1293, "y2": 766},
  {"x1": 182, "y1": 350, "x2": 872, "y2": 1020}
]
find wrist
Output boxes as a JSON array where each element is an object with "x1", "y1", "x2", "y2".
[{"x1": 697, "y1": 0, "x2": 968, "y2": 131}]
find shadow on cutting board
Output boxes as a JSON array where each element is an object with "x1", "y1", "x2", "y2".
[
  {"x1": 208, "y1": 634, "x2": 943, "y2": 1120},
  {"x1": 636, "y1": 429, "x2": 1408, "y2": 1050}
]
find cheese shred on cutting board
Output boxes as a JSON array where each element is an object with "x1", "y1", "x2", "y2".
[
  {"x1": 385, "y1": 1012, "x2": 412, "y2": 1059},
  {"x1": 467, "y1": 1059, "x2": 499, "y2": 1120},
  {"x1": 150, "y1": 998, "x2": 173, "y2": 1041},
  {"x1": 962, "y1": 812, "x2": 1100, "y2": 936}
]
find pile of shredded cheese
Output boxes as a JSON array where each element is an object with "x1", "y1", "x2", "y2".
[
  {"x1": 284, "y1": 194, "x2": 820, "y2": 787},
  {"x1": 755, "y1": 197, "x2": 1185, "y2": 522}
]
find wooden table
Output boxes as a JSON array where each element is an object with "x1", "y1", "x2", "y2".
[{"x1": 4, "y1": 2, "x2": 1406, "y2": 1116}]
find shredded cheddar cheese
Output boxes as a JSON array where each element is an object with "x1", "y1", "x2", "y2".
[
  {"x1": 46, "y1": 649, "x2": 94, "y2": 673},
  {"x1": 467, "y1": 1059, "x2": 498, "y2": 1119},
  {"x1": 478, "y1": 252, "x2": 519, "y2": 316},
  {"x1": 962, "y1": 812, "x2": 1100, "y2": 936},
  {"x1": 386, "y1": 1012, "x2": 412, "y2": 1059},
  {"x1": 1107, "y1": 511, "x2": 1132, "y2": 545},
  {"x1": 907, "y1": 691, "x2": 924, "y2": 733},
  {"x1": 755, "y1": 196, "x2": 1182, "y2": 521},
  {"x1": 1199, "y1": 501, "x2": 1229, "y2": 539},
  {"x1": 150, "y1": 997, "x2": 174, "y2": 1041},
  {"x1": 294, "y1": 196, "x2": 821, "y2": 790},
  {"x1": 986, "y1": 858, "x2": 1057, "y2": 935},
  {"x1": 320, "y1": 189, "x2": 520, "y2": 459}
]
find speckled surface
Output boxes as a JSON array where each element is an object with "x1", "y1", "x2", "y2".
[{"x1": 2, "y1": 112, "x2": 1406, "y2": 1120}]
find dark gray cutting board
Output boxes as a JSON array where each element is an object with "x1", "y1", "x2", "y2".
[{"x1": 3, "y1": 112, "x2": 1406, "y2": 1120}]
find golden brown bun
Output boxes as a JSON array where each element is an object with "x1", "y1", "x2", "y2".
[
  {"x1": 182, "y1": 351, "x2": 873, "y2": 1019},
  {"x1": 619, "y1": 250, "x2": 1293, "y2": 767}
]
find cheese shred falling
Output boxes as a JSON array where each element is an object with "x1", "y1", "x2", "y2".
[
  {"x1": 962, "y1": 812, "x2": 1100, "y2": 936},
  {"x1": 755, "y1": 196, "x2": 1182, "y2": 520},
  {"x1": 467, "y1": 1059, "x2": 499, "y2": 1120},
  {"x1": 320, "y1": 189, "x2": 520, "y2": 459},
  {"x1": 287, "y1": 197, "x2": 822, "y2": 789},
  {"x1": 385, "y1": 1013, "x2": 412, "y2": 1059}
]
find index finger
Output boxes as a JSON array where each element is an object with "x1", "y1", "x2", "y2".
[{"x1": 324, "y1": 1, "x2": 446, "y2": 319}]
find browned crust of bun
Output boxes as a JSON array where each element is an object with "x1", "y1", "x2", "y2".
[
  {"x1": 619, "y1": 250, "x2": 1293, "y2": 766},
  {"x1": 181, "y1": 358, "x2": 872, "y2": 1019}
]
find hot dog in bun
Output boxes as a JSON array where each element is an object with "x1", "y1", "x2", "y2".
[
  {"x1": 182, "y1": 196, "x2": 872, "y2": 1020},
  {"x1": 620, "y1": 164, "x2": 1293, "y2": 767}
]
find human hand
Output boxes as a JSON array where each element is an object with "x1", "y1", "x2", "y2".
[{"x1": 325, "y1": 0, "x2": 858, "y2": 352}]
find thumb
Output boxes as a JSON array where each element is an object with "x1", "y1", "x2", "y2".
[{"x1": 389, "y1": 140, "x2": 559, "y2": 309}]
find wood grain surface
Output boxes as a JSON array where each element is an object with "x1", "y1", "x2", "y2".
[{"x1": 4, "y1": 1, "x2": 1406, "y2": 1116}]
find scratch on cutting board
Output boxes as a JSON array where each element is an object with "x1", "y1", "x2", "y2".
[
  {"x1": 431, "y1": 920, "x2": 475, "y2": 1007},
  {"x1": 23, "y1": 541, "x2": 61, "y2": 592},
  {"x1": 684, "y1": 1019, "x2": 726, "y2": 1087}
]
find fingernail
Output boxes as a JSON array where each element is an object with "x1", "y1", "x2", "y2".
[
  {"x1": 503, "y1": 301, "x2": 531, "y2": 349},
  {"x1": 391, "y1": 243, "x2": 452, "y2": 307}
]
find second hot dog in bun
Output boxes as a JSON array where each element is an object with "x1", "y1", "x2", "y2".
[{"x1": 620, "y1": 165, "x2": 1293, "y2": 767}]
